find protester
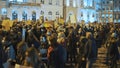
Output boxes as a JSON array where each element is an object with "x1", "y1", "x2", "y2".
[
  {"x1": 0, "y1": 19, "x2": 120, "y2": 68},
  {"x1": 108, "y1": 33, "x2": 119, "y2": 68},
  {"x1": 85, "y1": 32, "x2": 97, "y2": 68}
]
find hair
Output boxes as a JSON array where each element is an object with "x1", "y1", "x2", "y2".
[{"x1": 49, "y1": 36, "x2": 58, "y2": 47}]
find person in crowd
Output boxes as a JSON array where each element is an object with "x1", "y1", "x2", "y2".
[
  {"x1": 85, "y1": 32, "x2": 97, "y2": 68},
  {"x1": 108, "y1": 33, "x2": 119, "y2": 68},
  {"x1": 47, "y1": 35, "x2": 67, "y2": 68},
  {"x1": 23, "y1": 44, "x2": 39, "y2": 68},
  {"x1": 16, "y1": 40, "x2": 28, "y2": 64},
  {"x1": 77, "y1": 35, "x2": 87, "y2": 68},
  {"x1": 67, "y1": 27, "x2": 76, "y2": 63}
]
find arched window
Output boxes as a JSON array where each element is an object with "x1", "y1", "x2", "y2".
[
  {"x1": 40, "y1": 11, "x2": 44, "y2": 15},
  {"x1": 12, "y1": 11, "x2": 18, "y2": 20},
  {"x1": 48, "y1": 11, "x2": 52, "y2": 20},
  {"x1": 49, "y1": 0, "x2": 52, "y2": 5},
  {"x1": 41, "y1": 0, "x2": 44, "y2": 4},
  {"x1": 22, "y1": 11, "x2": 27, "y2": 20},
  {"x1": 32, "y1": 11, "x2": 36, "y2": 21},
  {"x1": 48, "y1": 11, "x2": 52, "y2": 15}
]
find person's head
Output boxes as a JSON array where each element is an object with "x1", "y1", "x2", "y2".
[
  {"x1": 111, "y1": 32, "x2": 117, "y2": 38},
  {"x1": 86, "y1": 32, "x2": 92, "y2": 39},
  {"x1": 48, "y1": 36, "x2": 57, "y2": 48}
]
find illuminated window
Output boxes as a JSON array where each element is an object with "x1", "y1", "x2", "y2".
[
  {"x1": 9, "y1": 0, "x2": 16, "y2": 2},
  {"x1": 1, "y1": 8, "x2": 7, "y2": 15},
  {"x1": 49, "y1": 0, "x2": 52, "y2": 5},
  {"x1": 73, "y1": 0, "x2": 76, "y2": 7},
  {"x1": 17, "y1": 0, "x2": 23, "y2": 2},
  {"x1": 66, "y1": 0, "x2": 70, "y2": 6}
]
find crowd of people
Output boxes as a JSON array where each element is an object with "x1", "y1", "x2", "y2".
[{"x1": 0, "y1": 20, "x2": 120, "y2": 68}]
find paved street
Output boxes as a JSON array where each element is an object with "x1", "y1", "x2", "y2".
[{"x1": 65, "y1": 47, "x2": 120, "y2": 68}]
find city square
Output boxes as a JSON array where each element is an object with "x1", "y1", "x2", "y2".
[{"x1": 0, "y1": 0, "x2": 120, "y2": 68}]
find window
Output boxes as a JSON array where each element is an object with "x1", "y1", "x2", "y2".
[
  {"x1": 119, "y1": 14, "x2": 120, "y2": 19},
  {"x1": 12, "y1": 11, "x2": 18, "y2": 20},
  {"x1": 48, "y1": 11, "x2": 52, "y2": 15},
  {"x1": 1, "y1": 8, "x2": 7, "y2": 15},
  {"x1": 81, "y1": 12, "x2": 83, "y2": 17},
  {"x1": 49, "y1": 0, "x2": 52, "y2": 5},
  {"x1": 22, "y1": 11, "x2": 27, "y2": 20},
  {"x1": 102, "y1": 7, "x2": 105, "y2": 10},
  {"x1": 2, "y1": 0, "x2": 7, "y2": 1},
  {"x1": 92, "y1": 14, "x2": 94, "y2": 17},
  {"x1": 107, "y1": 1, "x2": 109, "y2": 4},
  {"x1": 32, "y1": 0, "x2": 36, "y2": 3},
  {"x1": 9, "y1": 0, "x2": 17, "y2": 2},
  {"x1": 81, "y1": 0, "x2": 83, "y2": 7},
  {"x1": 17, "y1": 0, "x2": 23, "y2": 2},
  {"x1": 41, "y1": 0, "x2": 44, "y2": 4},
  {"x1": 70, "y1": 0, "x2": 73, "y2": 6},
  {"x1": 103, "y1": 1, "x2": 105, "y2": 4},
  {"x1": 56, "y1": 0, "x2": 59, "y2": 5},
  {"x1": 56, "y1": 11, "x2": 59, "y2": 15},
  {"x1": 32, "y1": 11, "x2": 36, "y2": 21},
  {"x1": 40, "y1": 11, "x2": 44, "y2": 15}
]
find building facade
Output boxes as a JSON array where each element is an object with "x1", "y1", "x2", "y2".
[
  {"x1": 1, "y1": 0, "x2": 119, "y2": 23},
  {"x1": 0, "y1": 0, "x2": 7, "y2": 20},
  {"x1": 0, "y1": 0, "x2": 63, "y2": 21},
  {"x1": 64, "y1": 0, "x2": 97, "y2": 23},
  {"x1": 98, "y1": 0, "x2": 120, "y2": 23}
]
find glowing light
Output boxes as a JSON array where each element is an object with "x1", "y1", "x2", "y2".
[
  {"x1": 73, "y1": 0, "x2": 76, "y2": 7},
  {"x1": 1, "y1": 8, "x2": 7, "y2": 15},
  {"x1": 66, "y1": 0, "x2": 69, "y2": 6}
]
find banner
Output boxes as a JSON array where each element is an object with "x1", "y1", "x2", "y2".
[
  {"x1": 59, "y1": 18, "x2": 64, "y2": 24},
  {"x1": 2, "y1": 20, "x2": 13, "y2": 31},
  {"x1": 70, "y1": 14, "x2": 76, "y2": 24},
  {"x1": 26, "y1": 20, "x2": 31, "y2": 25}
]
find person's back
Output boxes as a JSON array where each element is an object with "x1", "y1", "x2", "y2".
[
  {"x1": 85, "y1": 32, "x2": 97, "y2": 68},
  {"x1": 53, "y1": 44, "x2": 67, "y2": 68}
]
